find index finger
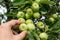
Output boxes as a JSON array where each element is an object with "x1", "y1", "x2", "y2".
[{"x1": 7, "y1": 20, "x2": 23, "y2": 28}]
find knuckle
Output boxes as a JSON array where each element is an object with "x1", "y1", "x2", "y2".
[{"x1": 11, "y1": 20, "x2": 17, "y2": 22}]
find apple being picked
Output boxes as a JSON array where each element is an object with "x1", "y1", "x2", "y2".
[
  {"x1": 19, "y1": 23, "x2": 27, "y2": 31},
  {"x1": 18, "y1": 18, "x2": 25, "y2": 23}
]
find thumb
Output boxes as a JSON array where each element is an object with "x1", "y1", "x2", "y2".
[{"x1": 15, "y1": 31, "x2": 27, "y2": 40}]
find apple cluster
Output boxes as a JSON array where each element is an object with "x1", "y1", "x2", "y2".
[{"x1": 16, "y1": 0, "x2": 58, "y2": 40}]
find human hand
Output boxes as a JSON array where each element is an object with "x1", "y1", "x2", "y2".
[{"x1": 0, "y1": 20, "x2": 27, "y2": 40}]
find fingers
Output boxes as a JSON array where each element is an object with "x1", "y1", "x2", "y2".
[
  {"x1": 6, "y1": 20, "x2": 23, "y2": 28},
  {"x1": 12, "y1": 25, "x2": 19, "y2": 29},
  {"x1": 15, "y1": 31, "x2": 27, "y2": 40},
  {"x1": 12, "y1": 30, "x2": 18, "y2": 35}
]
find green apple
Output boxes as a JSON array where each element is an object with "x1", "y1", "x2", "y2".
[
  {"x1": 18, "y1": 18, "x2": 25, "y2": 23},
  {"x1": 35, "y1": 0, "x2": 40, "y2": 4},
  {"x1": 45, "y1": 25, "x2": 49, "y2": 32},
  {"x1": 33, "y1": 12, "x2": 40, "y2": 19},
  {"x1": 32, "y1": 2, "x2": 39, "y2": 11},
  {"x1": 52, "y1": 14, "x2": 58, "y2": 19},
  {"x1": 25, "y1": 13, "x2": 31, "y2": 19},
  {"x1": 39, "y1": 32, "x2": 48, "y2": 39},
  {"x1": 26, "y1": 8, "x2": 33, "y2": 16},
  {"x1": 17, "y1": 11, "x2": 25, "y2": 18},
  {"x1": 27, "y1": 24, "x2": 35, "y2": 31},
  {"x1": 36, "y1": 22, "x2": 44, "y2": 29},
  {"x1": 19, "y1": 23, "x2": 27, "y2": 31},
  {"x1": 49, "y1": 17, "x2": 55, "y2": 23},
  {"x1": 26, "y1": 19, "x2": 33, "y2": 24},
  {"x1": 41, "y1": 11, "x2": 47, "y2": 15}
]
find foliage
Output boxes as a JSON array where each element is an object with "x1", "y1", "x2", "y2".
[{"x1": 1, "y1": 0, "x2": 60, "y2": 40}]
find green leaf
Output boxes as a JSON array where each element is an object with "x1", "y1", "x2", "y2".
[
  {"x1": 50, "y1": 17, "x2": 60, "y2": 33},
  {"x1": 12, "y1": 0, "x2": 26, "y2": 6},
  {"x1": 28, "y1": 32, "x2": 35, "y2": 40},
  {"x1": 40, "y1": 0, "x2": 56, "y2": 5},
  {"x1": 32, "y1": 32, "x2": 40, "y2": 40},
  {"x1": 48, "y1": 34, "x2": 57, "y2": 40}
]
